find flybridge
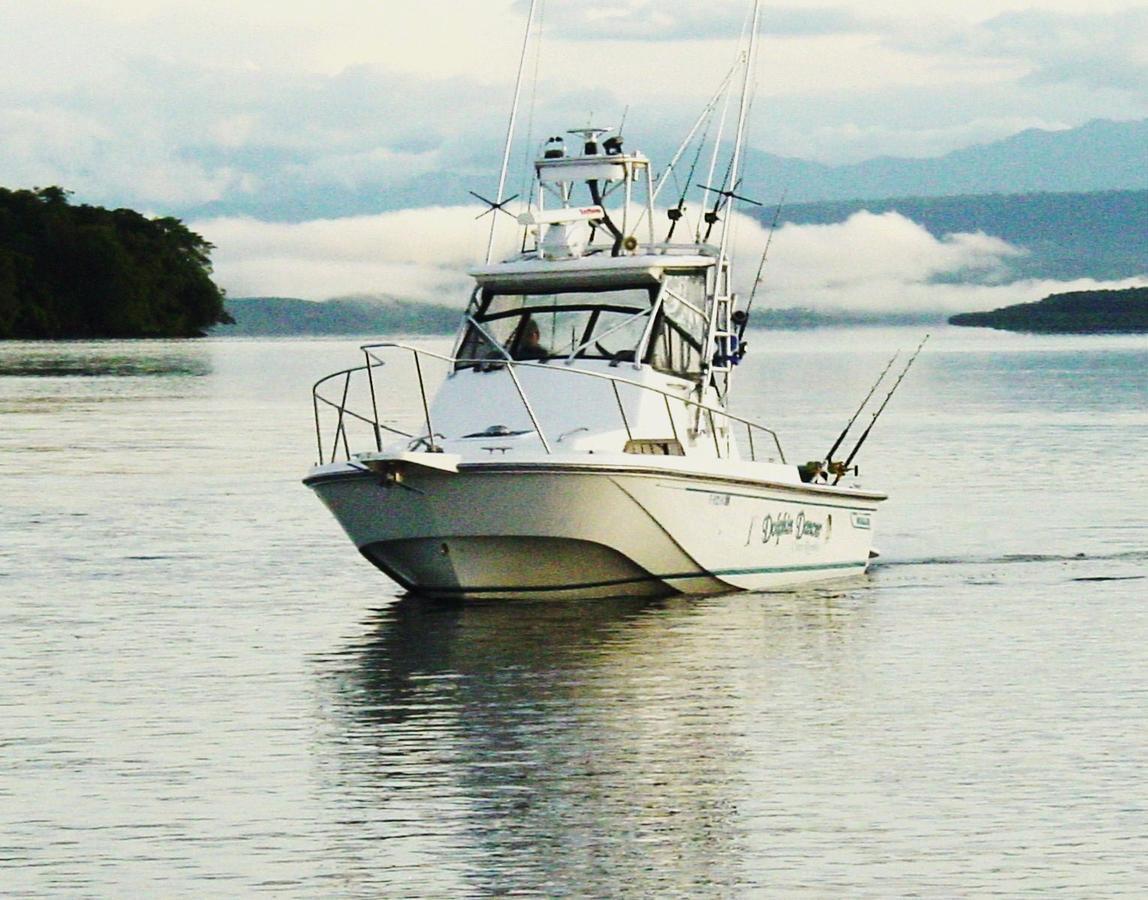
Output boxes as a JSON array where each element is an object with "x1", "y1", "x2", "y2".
[
  {"x1": 516, "y1": 126, "x2": 655, "y2": 261},
  {"x1": 535, "y1": 127, "x2": 646, "y2": 184}
]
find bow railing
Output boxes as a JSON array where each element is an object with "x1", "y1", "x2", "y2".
[{"x1": 312, "y1": 342, "x2": 785, "y2": 466}]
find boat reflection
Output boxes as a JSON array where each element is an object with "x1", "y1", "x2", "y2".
[{"x1": 316, "y1": 584, "x2": 872, "y2": 893}]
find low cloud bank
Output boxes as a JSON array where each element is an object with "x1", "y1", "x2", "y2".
[
  {"x1": 197, "y1": 207, "x2": 503, "y2": 302},
  {"x1": 731, "y1": 210, "x2": 1144, "y2": 313},
  {"x1": 196, "y1": 207, "x2": 1144, "y2": 314}
]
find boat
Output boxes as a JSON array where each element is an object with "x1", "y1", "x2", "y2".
[{"x1": 303, "y1": 0, "x2": 893, "y2": 600}]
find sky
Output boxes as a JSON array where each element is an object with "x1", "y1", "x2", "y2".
[{"x1": 2, "y1": 0, "x2": 1146, "y2": 312}]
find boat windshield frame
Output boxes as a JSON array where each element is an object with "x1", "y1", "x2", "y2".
[{"x1": 453, "y1": 267, "x2": 711, "y2": 379}]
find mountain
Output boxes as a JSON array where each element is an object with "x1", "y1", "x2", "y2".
[
  {"x1": 216, "y1": 295, "x2": 459, "y2": 336},
  {"x1": 949, "y1": 287, "x2": 1148, "y2": 333},
  {"x1": 739, "y1": 119, "x2": 1148, "y2": 204},
  {"x1": 182, "y1": 119, "x2": 1148, "y2": 222}
]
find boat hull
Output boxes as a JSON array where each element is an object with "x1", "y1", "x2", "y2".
[{"x1": 305, "y1": 458, "x2": 883, "y2": 601}]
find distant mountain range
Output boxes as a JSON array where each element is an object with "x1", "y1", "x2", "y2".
[
  {"x1": 184, "y1": 118, "x2": 1148, "y2": 222},
  {"x1": 738, "y1": 119, "x2": 1148, "y2": 205},
  {"x1": 215, "y1": 295, "x2": 458, "y2": 336}
]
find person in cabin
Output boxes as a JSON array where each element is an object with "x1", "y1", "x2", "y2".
[{"x1": 512, "y1": 317, "x2": 549, "y2": 361}]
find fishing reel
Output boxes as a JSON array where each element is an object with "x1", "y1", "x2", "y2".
[
  {"x1": 827, "y1": 460, "x2": 858, "y2": 479},
  {"x1": 798, "y1": 460, "x2": 858, "y2": 484},
  {"x1": 732, "y1": 309, "x2": 749, "y2": 360}
]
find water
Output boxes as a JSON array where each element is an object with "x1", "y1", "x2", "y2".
[{"x1": 2, "y1": 328, "x2": 1146, "y2": 896}]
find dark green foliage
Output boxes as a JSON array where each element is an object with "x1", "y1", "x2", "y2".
[
  {"x1": 0, "y1": 186, "x2": 232, "y2": 339},
  {"x1": 949, "y1": 287, "x2": 1148, "y2": 333}
]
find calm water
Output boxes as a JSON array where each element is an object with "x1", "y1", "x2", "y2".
[{"x1": 2, "y1": 328, "x2": 1146, "y2": 897}]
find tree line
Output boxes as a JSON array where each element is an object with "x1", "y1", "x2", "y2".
[
  {"x1": 0, "y1": 186, "x2": 232, "y2": 339},
  {"x1": 949, "y1": 287, "x2": 1148, "y2": 333}
]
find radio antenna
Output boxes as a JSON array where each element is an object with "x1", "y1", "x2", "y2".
[{"x1": 484, "y1": 0, "x2": 540, "y2": 263}]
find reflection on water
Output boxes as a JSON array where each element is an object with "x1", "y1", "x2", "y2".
[
  {"x1": 4, "y1": 332, "x2": 1147, "y2": 896},
  {"x1": 0, "y1": 341, "x2": 212, "y2": 377},
  {"x1": 315, "y1": 587, "x2": 870, "y2": 894}
]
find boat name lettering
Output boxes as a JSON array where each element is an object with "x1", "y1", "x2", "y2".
[{"x1": 761, "y1": 511, "x2": 824, "y2": 545}]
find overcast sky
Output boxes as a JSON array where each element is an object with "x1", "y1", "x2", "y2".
[{"x1": 2, "y1": 0, "x2": 1145, "y2": 311}]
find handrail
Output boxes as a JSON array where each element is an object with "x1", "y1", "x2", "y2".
[
  {"x1": 312, "y1": 362, "x2": 414, "y2": 464},
  {"x1": 313, "y1": 342, "x2": 786, "y2": 465}
]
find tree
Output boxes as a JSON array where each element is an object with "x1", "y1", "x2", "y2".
[{"x1": 0, "y1": 186, "x2": 232, "y2": 339}]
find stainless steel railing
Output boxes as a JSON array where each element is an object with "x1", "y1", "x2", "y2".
[{"x1": 312, "y1": 342, "x2": 786, "y2": 466}]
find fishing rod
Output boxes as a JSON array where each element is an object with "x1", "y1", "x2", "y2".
[
  {"x1": 821, "y1": 347, "x2": 901, "y2": 469},
  {"x1": 736, "y1": 190, "x2": 786, "y2": 347},
  {"x1": 834, "y1": 334, "x2": 930, "y2": 484}
]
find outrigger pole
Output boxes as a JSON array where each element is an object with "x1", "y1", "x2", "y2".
[
  {"x1": 834, "y1": 334, "x2": 930, "y2": 484},
  {"x1": 484, "y1": 0, "x2": 540, "y2": 264},
  {"x1": 716, "y1": 0, "x2": 762, "y2": 263}
]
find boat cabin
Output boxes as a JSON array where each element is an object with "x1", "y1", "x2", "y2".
[{"x1": 456, "y1": 258, "x2": 717, "y2": 383}]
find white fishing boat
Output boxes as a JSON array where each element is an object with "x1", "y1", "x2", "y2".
[{"x1": 304, "y1": 1, "x2": 907, "y2": 601}]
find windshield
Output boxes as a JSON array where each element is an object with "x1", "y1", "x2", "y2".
[
  {"x1": 647, "y1": 271, "x2": 708, "y2": 378},
  {"x1": 456, "y1": 285, "x2": 655, "y2": 366}
]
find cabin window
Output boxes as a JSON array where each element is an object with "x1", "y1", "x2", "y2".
[
  {"x1": 455, "y1": 285, "x2": 655, "y2": 368},
  {"x1": 647, "y1": 272, "x2": 708, "y2": 378}
]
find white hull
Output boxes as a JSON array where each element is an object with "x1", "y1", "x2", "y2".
[{"x1": 306, "y1": 455, "x2": 883, "y2": 600}]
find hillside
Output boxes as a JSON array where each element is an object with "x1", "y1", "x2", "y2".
[
  {"x1": 216, "y1": 295, "x2": 460, "y2": 336},
  {"x1": 948, "y1": 287, "x2": 1148, "y2": 333},
  {"x1": 0, "y1": 186, "x2": 230, "y2": 339}
]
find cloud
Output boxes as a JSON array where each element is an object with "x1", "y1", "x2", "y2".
[
  {"x1": 3, "y1": 0, "x2": 1143, "y2": 222},
  {"x1": 728, "y1": 210, "x2": 1142, "y2": 313},
  {"x1": 533, "y1": 1, "x2": 869, "y2": 41},
  {"x1": 894, "y1": 8, "x2": 1148, "y2": 99},
  {"x1": 195, "y1": 207, "x2": 522, "y2": 302},
  {"x1": 991, "y1": 9, "x2": 1148, "y2": 96},
  {"x1": 0, "y1": 49, "x2": 504, "y2": 212},
  {"x1": 196, "y1": 206, "x2": 1144, "y2": 319}
]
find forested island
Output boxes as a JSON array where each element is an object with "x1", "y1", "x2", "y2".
[
  {"x1": 0, "y1": 186, "x2": 231, "y2": 339},
  {"x1": 948, "y1": 287, "x2": 1148, "y2": 333}
]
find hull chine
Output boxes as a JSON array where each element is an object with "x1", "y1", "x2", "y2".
[
  {"x1": 308, "y1": 459, "x2": 881, "y2": 601},
  {"x1": 360, "y1": 535, "x2": 683, "y2": 601}
]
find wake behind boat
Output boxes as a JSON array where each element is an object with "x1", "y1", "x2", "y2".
[{"x1": 304, "y1": 1, "x2": 902, "y2": 600}]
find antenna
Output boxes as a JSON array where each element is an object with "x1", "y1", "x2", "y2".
[
  {"x1": 485, "y1": 0, "x2": 540, "y2": 264},
  {"x1": 700, "y1": 177, "x2": 761, "y2": 243},
  {"x1": 469, "y1": 191, "x2": 520, "y2": 220}
]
